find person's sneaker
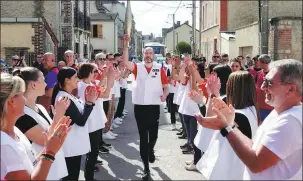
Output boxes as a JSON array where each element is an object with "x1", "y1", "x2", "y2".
[
  {"x1": 149, "y1": 150, "x2": 156, "y2": 163},
  {"x1": 103, "y1": 132, "x2": 116, "y2": 140},
  {"x1": 96, "y1": 160, "x2": 103, "y2": 165},
  {"x1": 101, "y1": 142, "x2": 112, "y2": 148},
  {"x1": 123, "y1": 109, "x2": 128, "y2": 113},
  {"x1": 176, "y1": 131, "x2": 183, "y2": 136},
  {"x1": 180, "y1": 143, "x2": 188, "y2": 149},
  {"x1": 99, "y1": 146, "x2": 109, "y2": 154},
  {"x1": 171, "y1": 124, "x2": 177, "y2": 131},
  {"x1": 113, "y1": 118, "x2": 122, "y2": 125},
  {"x1": 185, "y1": 160, "x2": 194, "y2": 165},
  {"x1": 94, "y1": 166, "x2": 100, "y2": 172},
  {"x1": 182, "y1": 147, "x2": 194, "y2": 154},
  {"x1": 108, "y1": 130, "x2": 118, "y2": 137},
  {"x1": 185, "y1": 163, "x2": 198, "y2": 171},
  {"x1": 142, "y1": 171, "x2": 151, "y2": 181},
  {"x1": 112, "y1": 123, "x2": 119, "y2": 128},
  {"x1": 178, "y1": 134, "x2": 187, "y2": 139}
]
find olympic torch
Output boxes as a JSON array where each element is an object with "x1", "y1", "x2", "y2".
[{"x1": 124, "y1": 0, "x2": 132, "y2": 48}]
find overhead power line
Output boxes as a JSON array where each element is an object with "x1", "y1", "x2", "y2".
[
  {"x1": 174, "y1": 1, "x2": 182, "y2": 14},
  {"x1": 145, "y1": 1, "x2": 186, "y2": 9}
]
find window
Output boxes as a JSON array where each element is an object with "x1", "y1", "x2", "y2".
[
  {"x1": 214, "y1": 39, "x2": 217, "y2": 52},
  {"x1": 91, "y1": 24, "x2": 103, "y2": 38}
]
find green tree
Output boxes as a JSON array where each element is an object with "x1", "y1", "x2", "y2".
[{"x1": 176, "y1": 41, "x2": 191, "y2": 55}]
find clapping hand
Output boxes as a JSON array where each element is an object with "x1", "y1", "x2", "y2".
[
  {"x1": 194, "y1": 98, "x2": 235, "y2": 129},
  {"x1": 44, "y1": 116, "x2": 72, "y2": 154},
  {"x1": 188, "y1": 89, "x2": 204, "y2": 104},
  {"x1": 85, "y1": 86, "x2": 98, "y2": 104},
  {"x1": 206, "y1": 74, "x2": 221, "y2": 96},
  {"x1": 50, "y1": 96, "x2": 70, "y2": 134}
]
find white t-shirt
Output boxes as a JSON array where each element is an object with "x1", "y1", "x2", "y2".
[
  {"x1": 173, "y1": 82, "x2": 180, "y2": 104},
  {"x1": 1, "y1": 127, "x2": 36, "y2": 178},
  {"x1": 178, "y1": 82, "x2": 201, "y2": 116},
  {"x1": 78, "y1": 81, "x2": 105, "y2": 132},
  {"x1": 114, "y1": 81, "x2": 121, "y2": 98},
  {"x1": 103, "y1": 87, "x2": 115, "y2": 101},
  {"x1": 175, "y1": 83, "x2": 186, "y2": 106},
  {"x1": 244, "y1": 104, "x2": 302, "y2": 180}
]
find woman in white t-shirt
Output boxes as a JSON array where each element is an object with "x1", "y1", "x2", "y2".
[
  {"x1": 14, "y1": 67, "x2": 70, "y2": 180},
  {"x1": 77, "y1": 63, "x2": 115, "y2": 180},
  {"x1": 195, "y1": 71, "x2": 260, "y2": 180},
  {"x1": 51, "y1": 67, "x2": 99, "y2": 181},
  {"x1": 1, "y1": 73, "x2": 71, "y2": 180}
]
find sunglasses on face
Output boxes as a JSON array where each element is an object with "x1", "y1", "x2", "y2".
[
  {"x1": 98, "y1": 58, "x2": 106, "y2": 60},
  {"x1": 93, "y1": 70, "x2": 98, "y2": 74},
  {"x1": 12, "y1": 58, "x2": 19, "y2": 61},
  {"x1": 213, "y1": 56, "x2": 220, "y2": 58}
]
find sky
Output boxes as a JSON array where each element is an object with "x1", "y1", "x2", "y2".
[{"x1": 122, "y1": 1, "x2": 200, "y2": 37}]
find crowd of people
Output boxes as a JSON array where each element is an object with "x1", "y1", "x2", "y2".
[
  {"x1": 161, "y1": 49, "x2": 302, "y2": 180},
  {"x1": 0, "y1": 33, "x2": 302, "y2": 181}
]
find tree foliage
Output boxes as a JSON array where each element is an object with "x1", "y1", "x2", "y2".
[{"x1": 176, "y1": 41, "x2": 191, "y2": 55}]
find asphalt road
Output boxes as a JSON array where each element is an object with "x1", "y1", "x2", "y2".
[{"x1": 79, "y1": 81, "x2": 205, "y2": 180}]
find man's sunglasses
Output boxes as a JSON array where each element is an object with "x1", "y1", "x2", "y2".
[
  {"x1": 98, "y1": 58, "x2": 106, "y2": 60},
  {"x1": 213, "y1": 56, "x2": 220, "y2": 58}
]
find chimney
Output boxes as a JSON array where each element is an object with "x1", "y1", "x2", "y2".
[
  {"x1": 185, "y1": 21, "x2": 189, "y2": 25},
  {"x1": 177, "y1": 21, "x2": 180, "y2": 26},
  {"x1": 121, "y1": 2, "x2": 125, "y2": 6}
]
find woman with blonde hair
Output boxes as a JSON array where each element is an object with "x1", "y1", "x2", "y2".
[{"x1": 0, "y1": 73, "x2": 71, "y2": 180}]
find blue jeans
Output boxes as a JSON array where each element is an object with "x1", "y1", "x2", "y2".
[
  {"x1": 182, "y1": 114, "x2": 198, "y2": 146},
  {"x1": 260, "y1": 109, "x2": 272, "y2": 121}
]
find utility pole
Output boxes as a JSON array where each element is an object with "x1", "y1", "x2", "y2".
[
  {"x1": 192, "y1": 0, "x2": 196, "y2": 56},
  {"x1": 199, "y1": 0, "x2": 202, "y2": 57},
  {"x1": 260, "y1": 0, "x2": 269, "y2": 54},
  {"x1": 173, "y1": 13, "x2": 175, "y2": 54}
]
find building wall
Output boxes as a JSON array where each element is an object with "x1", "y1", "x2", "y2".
[
  {"x1": 235, "y1": 22, "x2": 260, "y2": 57},
  {"x1": 165, "y1": 24, "x2": 200, "y2": 54},
  {"x1": 201, "y1": 25, "x2": 220, "y2": 61},
  {"x1": 269, "y1": 17, "x2": 302, "y2": 61},
  {"x1": 0, "y1": 23, "x2": 35, "y2": 63},
  {"x1": 91, "y1": 20, "x2": 116, "y2": 53},
  {"x1": 227, "y1": 1, "x2": 302, "y2": 31},
  {"x1": 1, "y1": 1, "x2": 60, "y2": 38},
  {"x1": 220, "y1": 36, "x2": 236, "y2": 59}
]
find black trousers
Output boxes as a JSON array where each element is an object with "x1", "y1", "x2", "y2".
[
  {"x1": 114, "y1": 88, "x2": 126, "y2": 118},
  {"x1": 193, "y1": 105, "x2": 206, "y2": 165},
  {"x1": 167, "y1": 93, "x2": 177, "y2": 124},
  {"x1": 85, "y1": 129, "x2": 101, "y2": 180},
  {"x1": 134, "y1": 104, "x2": 160, "y2": 172},
  {"x1": 103, "y1": 100, "x2": 109, "y2": 114},
  {"x1": 62, "y1": 155, "x2": 82, "y2": 181}
]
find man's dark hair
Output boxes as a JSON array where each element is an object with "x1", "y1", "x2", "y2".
[
  {"x1": 106, "y1": 53, "x2": 113, "y2": 59},
  {"x1": 222, "y1": 53, "x2": 229, "y2": 57},
  {"x1": 165, "y1": 52, "x2": 171, "y2": 57},
  {"x1": 237, "y1": 55, "x2": 244, "y2": 59},
  {"x1": 113, "y1": 53, "x2": 122, "y2": 58}
]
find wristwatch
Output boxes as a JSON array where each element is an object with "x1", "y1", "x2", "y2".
[{"x1": 220, "y1": 125, "x2": 236, "y2": 137}]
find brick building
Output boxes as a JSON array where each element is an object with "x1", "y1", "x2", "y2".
[{"x1": 226, "y1": 0, "x2": 302, "y2": 59}]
